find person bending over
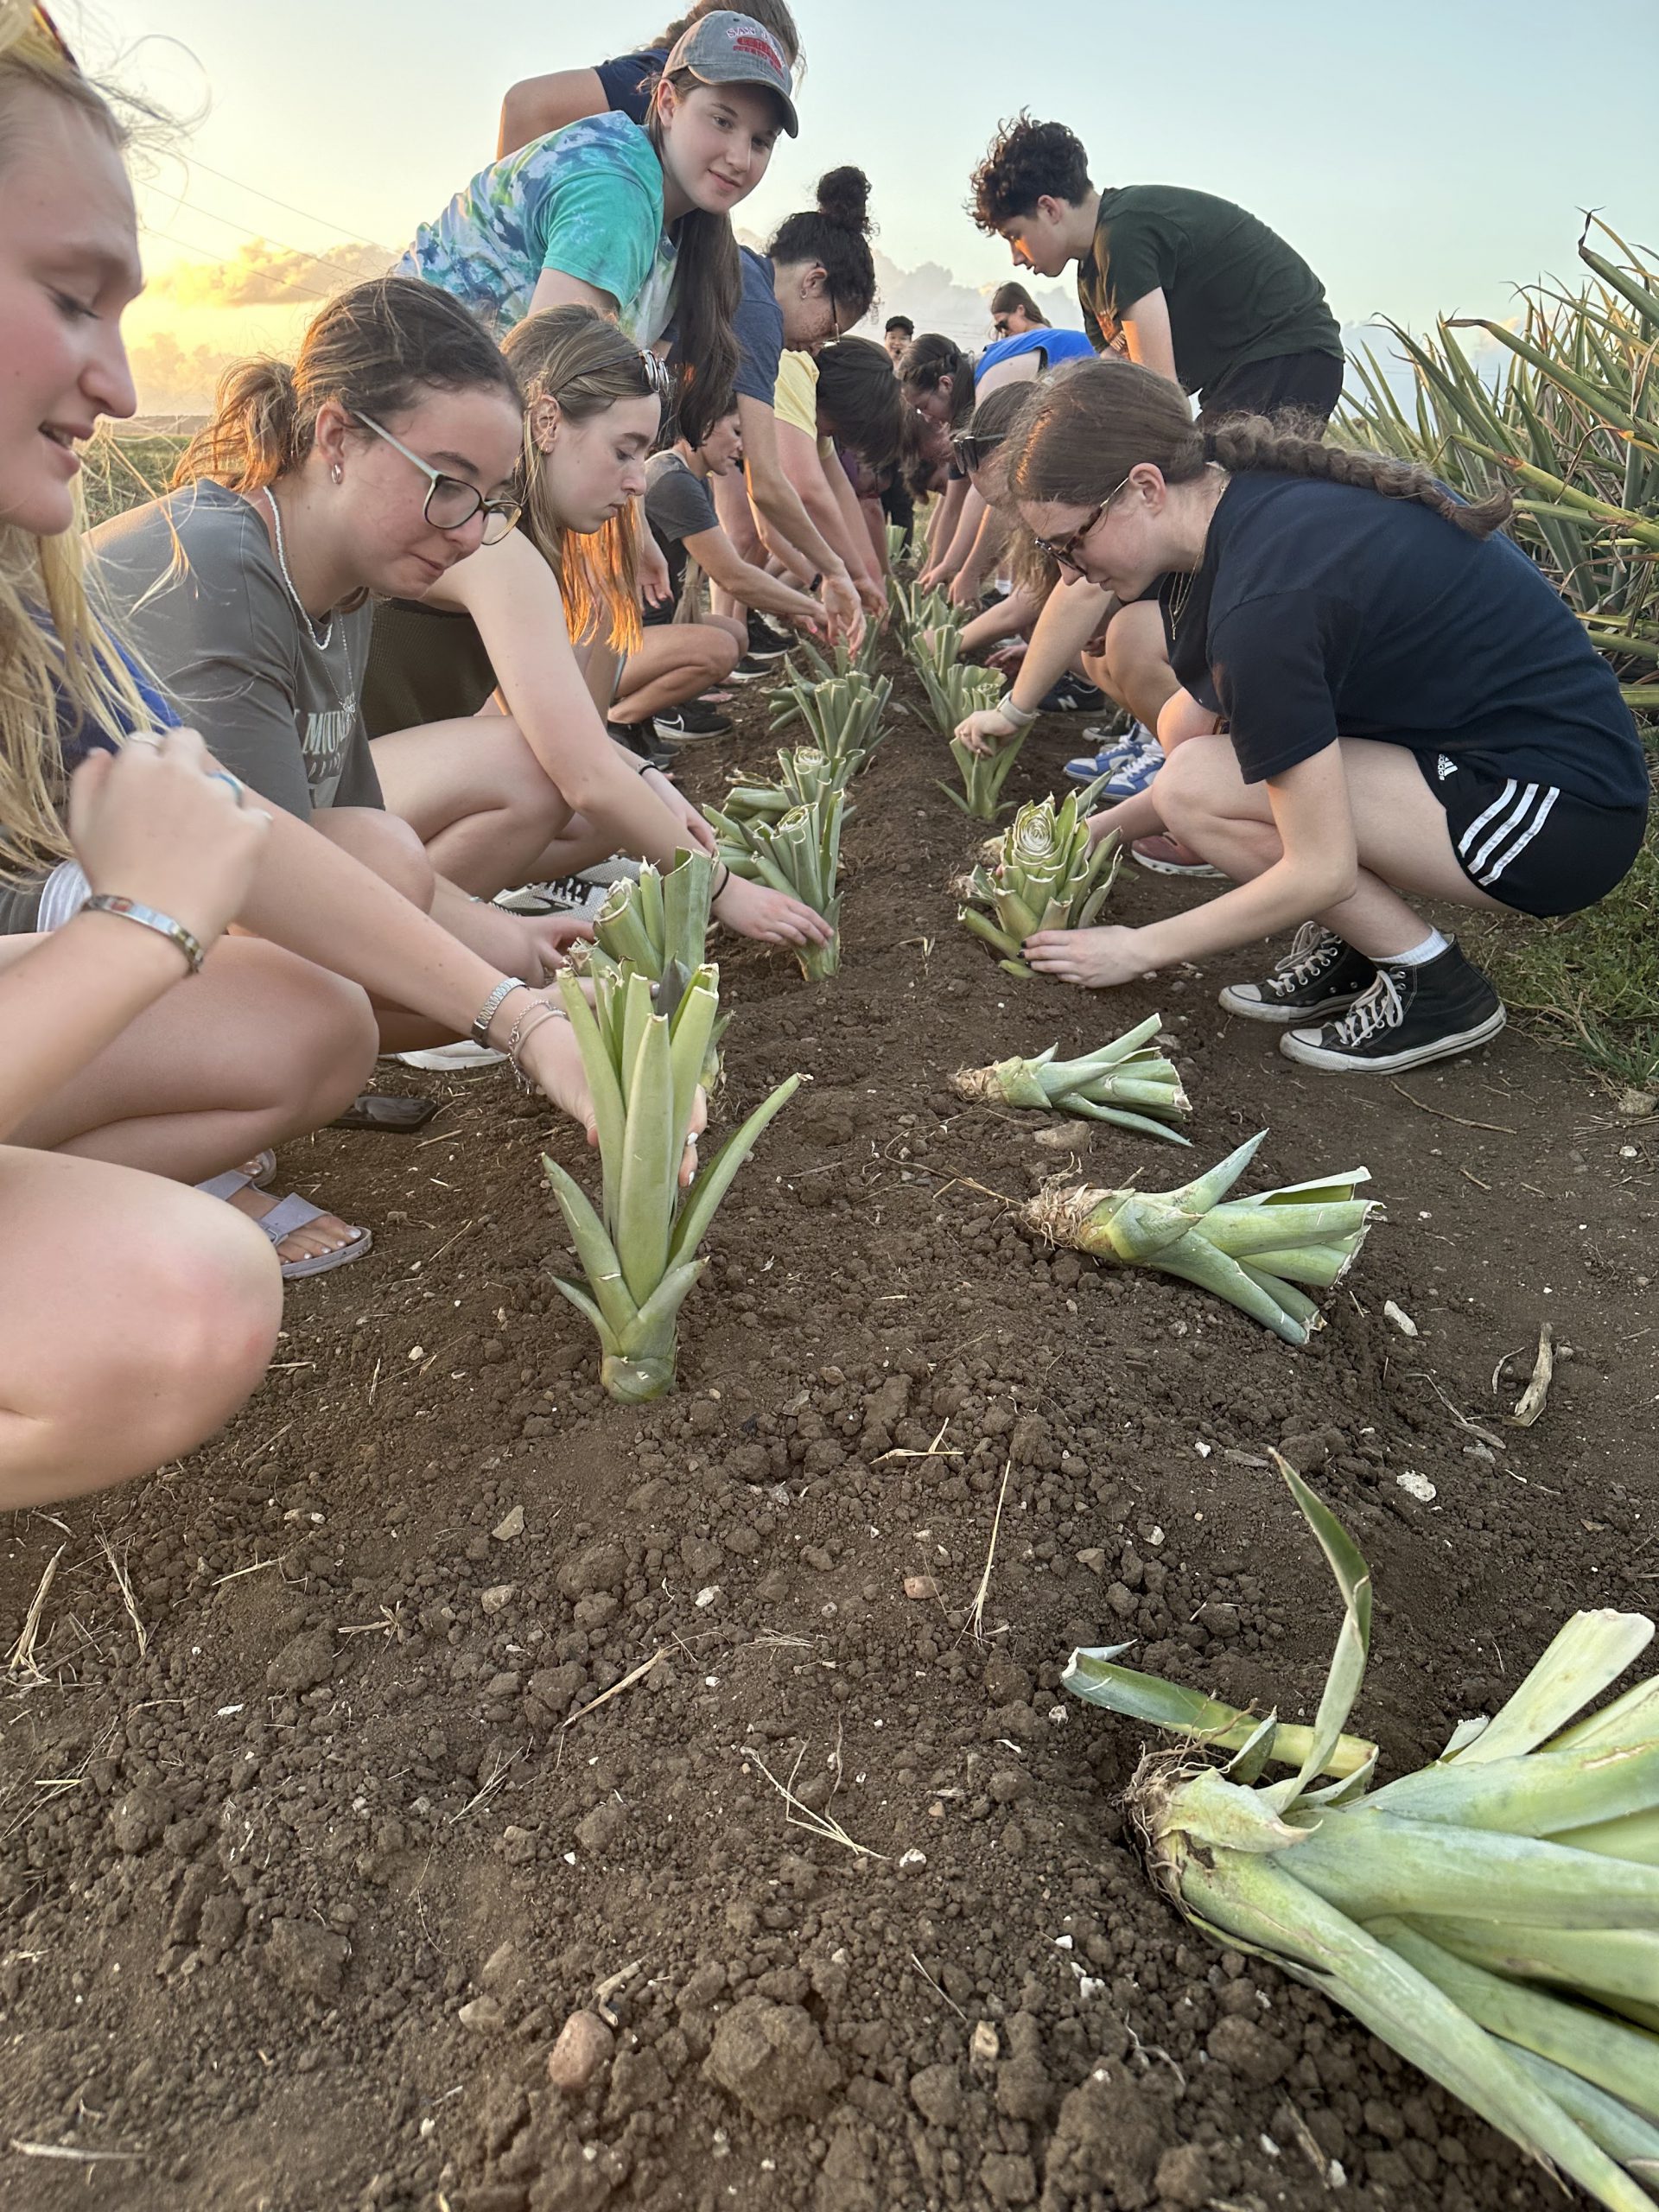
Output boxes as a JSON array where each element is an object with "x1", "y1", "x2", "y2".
[
  {"x1": 989, "y1": 281, "x2": 1046, "y2": 337},
  {"x1": 362, "y1": 308, "x2": 829, "y2": 954},
  {"x1": 770, "y1": 337, "x2": 902, "y2": 623},
  {"x1": 981, "y1": 359, "x2": 1647, "y2": 1076},
  {"x1": 642, "y1": 405, "x2": 823, "y2": 668},
  {"x1": 496, "y1": 0, "x2": 798, "y2": 155},
  {"x1": 969, "y1": 114, "x2": 1345, "y2": 426},
  {"x1": 704, "y1": 168, "x2": 882, "y2": 658}
]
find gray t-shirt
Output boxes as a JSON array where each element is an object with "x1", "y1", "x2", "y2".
[
  {"x1": 88, "y1": 481, "x2": 381, "y2": 819},
  {"x1": 644, "y1": 450, "x2": 719, "y2": 605}
]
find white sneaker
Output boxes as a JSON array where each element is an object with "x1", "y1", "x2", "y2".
[
  {"x1": 393, "y1": 1039, "x2": 506, "y2": 1071},
  {"x1": 493, "y1": 874, "x2": 610, "y2": 919}
]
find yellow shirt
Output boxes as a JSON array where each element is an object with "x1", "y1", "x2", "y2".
[{"x1": 772, "y1": 349, "x2": 819, "y2": 438}]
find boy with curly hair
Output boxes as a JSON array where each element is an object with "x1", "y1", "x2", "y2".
[{"x1": 968, "y1": 117, "x2": 1344, "y2": 425}]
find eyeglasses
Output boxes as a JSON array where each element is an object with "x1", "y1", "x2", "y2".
[
  {"x1": 353, "y1": 413, "x2": 523, "y2": 545},
  {"x1": 950, "y1": 429, "x2": 1004, "y2": 473},
  {"x1": 991, "y1": 317, "x2": 1011, "y2": 336},
  {"x1": 1030, "y1": 474, "x2": 1133, "y2": 575}
]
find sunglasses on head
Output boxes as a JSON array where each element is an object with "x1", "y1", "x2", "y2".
[
  {"x1": 1029, "y1": 472, "x2": 1133, "y2": 574},
  {"x1": 950, "y1": 429, "x2": 1004, "y2": 473}
]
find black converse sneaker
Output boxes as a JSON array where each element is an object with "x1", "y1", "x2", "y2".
[
  {"x1": 1218, "y1": 924, "x2": 1379, "y2": 1024},
  {"x1": 1279, "y1": 939, "x2": 1506, "y2": 1073}
]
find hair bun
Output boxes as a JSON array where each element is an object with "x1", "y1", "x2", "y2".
[{"x1": 816, "y1": 165, "x2": 871, "y2": 235}]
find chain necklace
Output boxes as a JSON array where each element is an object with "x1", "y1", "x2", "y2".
[{"x1": 263, "y1": 488, "x2": 333, "y2": 651}]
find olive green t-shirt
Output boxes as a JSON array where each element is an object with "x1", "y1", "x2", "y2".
[{"x1": 1078, "y1": 185, "x2": 1342, "y2": 399}]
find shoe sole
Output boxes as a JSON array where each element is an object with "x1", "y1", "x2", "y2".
[
  {"x1": 1277, "y1": 1006, "x2": 1507, "y2": 1072},
  {"x1": 1218, "y1": 984, "x2": 1370, "y2": 1025},
  {"x1": 1133, "y1": 852, "x2": 1226, "y2": 879},
  {"x1": 728, "y1": 664, "x2": 774, "y2": 683}
]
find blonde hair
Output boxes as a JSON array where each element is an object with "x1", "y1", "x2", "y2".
[
  {"x1": 502, "y1": 308, "x2": 661, "y2": 656},
  {"x1": 0, "y1": 2, "x2": 149, "y2": 883}
]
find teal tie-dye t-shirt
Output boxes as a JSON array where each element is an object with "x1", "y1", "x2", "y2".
[{"x1": 396, "y1": 112, "x2": 677, "y2": 346}]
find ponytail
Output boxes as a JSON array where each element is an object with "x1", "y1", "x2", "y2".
[
  {"x1": 175, "y1": 276, "x2": 518, "y2": 497},
  {"x1": 768, "y1": 165, "x2": 877, "y2": 325},
  {"x1": 1200, "y1": 415, "x2": 1514, "y2": 537},
  {"x1": 646, "y1": 67, "x2": 740, "y2": 446},
  {"x1": 1008, "y1": 358, "x2": 1514, "y2": 539}
]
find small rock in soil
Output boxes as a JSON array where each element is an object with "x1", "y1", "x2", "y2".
[
  {"x1": 546, "y1": 2009, "x2": 614, "y2": 2094},
  {"x1": 264, "y1": 1623, "x2": 334, "y2": 1693},
  {"x1": 262, "y1": 1917, "x2": 348, "y2": 2001},
  {"x1": 703, "y1": 1998, "x2": 840, "y2": 2121}
]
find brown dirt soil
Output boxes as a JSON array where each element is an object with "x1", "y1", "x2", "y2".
[{"x1": 3, "y1": 641, "x2": 1658, "y2": 2212}]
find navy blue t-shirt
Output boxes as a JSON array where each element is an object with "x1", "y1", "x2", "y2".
[
  {"x1": 1168, "y1": 472, "x2": 1647, "y2": 810},
  {"x1": 56, "y1": 631, "x2": 179, "y2": 768},
  {"x1": 594, "y1": 48, "x2": 667, "y2": 124},
  {"x1": 734, "y1": 249, "x2": 785, "y2": 405}
]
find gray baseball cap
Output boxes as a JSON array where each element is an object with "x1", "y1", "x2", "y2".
[{"x1": 664, "y1": 10, "x2": 800, "y2": 137}]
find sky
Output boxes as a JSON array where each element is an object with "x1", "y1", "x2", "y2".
[{"x1": 75, "y1": 0, "x2": 1659, "y2": 411}]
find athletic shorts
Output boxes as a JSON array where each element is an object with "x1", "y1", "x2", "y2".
[
  {"x1": 1416, "y1": 752, "x2": 1648, "y2": 918},
  {"x1": 0, "y1": 859, "x2": 86, "y2": 936},
  {"x1": 1198, "y1": 351, "x2": 1345, "y2": 429}
]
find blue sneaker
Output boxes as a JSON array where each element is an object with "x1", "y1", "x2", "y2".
[
  {"x1": 1063, "y1": 721, "x2": 1148, "y2": 782},
  {"x1": 1100, "y1": 734, "x2": 1166, "y2": 800}
]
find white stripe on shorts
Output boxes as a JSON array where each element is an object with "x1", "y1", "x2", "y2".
[
  {"x1": 1468, "y1": 782, "x2": 1542, "y2": 878},
  {"x1": 1478, "y1": 785, "x2": 1560, "y2": 887},
  {"x1": 1457, "y1": 779, "x2": 1517, "y2": 857}
]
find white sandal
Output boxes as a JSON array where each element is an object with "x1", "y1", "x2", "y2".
[{"x1": 197, "y1": 1169, "x2": 372, "y2": 1281}]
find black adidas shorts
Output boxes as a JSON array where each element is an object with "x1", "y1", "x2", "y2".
[{"x1": 1415, "y1": 751, "x2": 1648, "y2": 918}]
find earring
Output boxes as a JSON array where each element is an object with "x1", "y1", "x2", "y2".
[{"x1": 331, "y1": 463, "x2": 343, "y2": 485}]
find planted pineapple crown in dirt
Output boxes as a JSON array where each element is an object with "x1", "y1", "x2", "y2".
[{"x1": 3, "y1": 617, "x2": 1656, "y2": 2212}]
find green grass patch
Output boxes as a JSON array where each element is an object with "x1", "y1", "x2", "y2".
[
  {"x1": 80, "y1": 429, "x2": 183, "y2": 529},
  {"x1": 1463, "y1": 797, "x2": 1659, "y2": 1093}
]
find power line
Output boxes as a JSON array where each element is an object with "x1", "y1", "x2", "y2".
[
  {"x1": 178, "y1": 153, "x2": 378, "y2": 246},
  {"x1": 137, "y1": 220, "x2": 336, "y2": 304}
]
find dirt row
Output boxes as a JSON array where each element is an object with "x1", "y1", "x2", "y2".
[{"x1": 2, "y1": 642, "x2": 1655, "y2": 2212}]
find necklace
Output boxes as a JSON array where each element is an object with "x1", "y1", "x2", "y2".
[{"x1": 263, "y1": 488, "x2": 333, "y2": 651}]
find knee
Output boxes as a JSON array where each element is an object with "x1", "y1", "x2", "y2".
[
  {"x1": 321, "y1": 806, "x2": 436, "y2": 911},
  {"x1": 703, "y1": 627, "x2": 741, "y2": 678},
  {"x1": 227, "y1": 939, "x2": 379, "y2": 1123},
  {"x1": 144, "y1": 1205, "x2": 282, "y2": 1424},
  {"x1": 1149, "y1": 734, "x2": 1230, "y2": 831}
]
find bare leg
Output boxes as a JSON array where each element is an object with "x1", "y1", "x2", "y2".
[
  {"x1": 1154, "y1": 735, "x2": 1506, "y2": 958},
  {"x1": 611, "y1": 624, "x2": 741, "y2": 724},
  {"x1": 0, "y1": 1147, "x2": 283, "y2": 1510},
  {"x1": 0, "y1": 934, "x2": 375, "y2": 1264},
  {"x1": 1085, "y1": 599, "x2": 1179, "y2": 728},
  {"x1": 370, "y1": 715, "x2": 573, "y2": 895}
]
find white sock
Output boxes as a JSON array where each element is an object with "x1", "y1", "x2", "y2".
[{"x1": 1384, "y1": 928, "x2": 1450, "y2": 969}]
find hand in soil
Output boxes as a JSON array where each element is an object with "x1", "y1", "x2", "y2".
[
  {"x1": 715, "y1": 873, "x2": 836, "y2": 950},
  {"x1": 1024, "y1": 922, "x2": 1155, "y2": 988}
]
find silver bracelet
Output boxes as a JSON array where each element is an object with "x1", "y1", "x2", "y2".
[
  {"x1": 472, "y1": 976, "x2": 527, "y2": 1048},
  {"x1": 79, "y1": 894, "x2": 206, "y2": 975}
]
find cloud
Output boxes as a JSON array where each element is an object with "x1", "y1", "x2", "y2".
[
  {"x1": 150, "y1": 235, "x2": 391, "y2": 309},
  {"x1": 125, "y1": 332, "x2": 246, "y2": 416}
]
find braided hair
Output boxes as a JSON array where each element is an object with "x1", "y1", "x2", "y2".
[{"x1": 1008, "y1": 357, "x2": 1513, "y2": 538}]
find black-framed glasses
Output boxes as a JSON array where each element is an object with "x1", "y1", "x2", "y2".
[
  {"x1": 991, "y1": 316, "x2": 1011, "y2": 336},
  {"x1": 353, "y1": 412, "x2": 523, "y2": 545},
  {"x1": 1030, "y1": 473, "x2": 1132, "y2": 575}
]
